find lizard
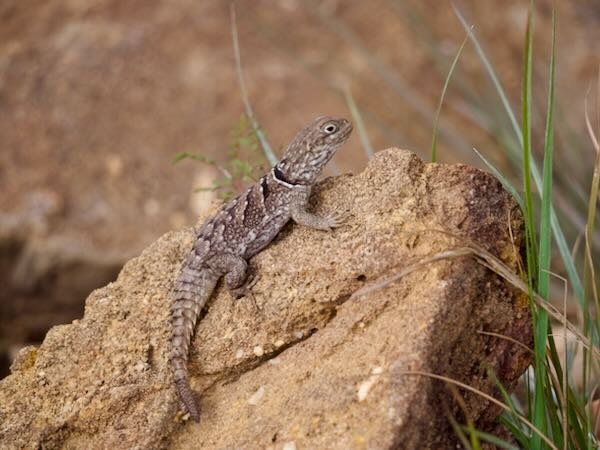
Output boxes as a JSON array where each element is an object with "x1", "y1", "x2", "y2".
[{"x1": 170, "y1": 115, "x2": 353, "y2": 422}]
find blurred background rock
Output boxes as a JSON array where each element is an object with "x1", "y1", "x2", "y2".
[{"x1": 0, "y1": 0, "x2": 598, "y2": 377}]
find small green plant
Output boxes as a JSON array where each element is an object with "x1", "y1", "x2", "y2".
[{"x1": 173, "y1": 114, "x2": 269, "y2": 200}]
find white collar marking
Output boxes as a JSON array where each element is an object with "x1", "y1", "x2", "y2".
[{"x1": 271, "y1": 167, "x2": 302, "y2": 189}]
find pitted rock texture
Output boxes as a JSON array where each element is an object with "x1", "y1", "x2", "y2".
[{"x1": 0, "y1": 149, "x2": 530, "y2": 449}]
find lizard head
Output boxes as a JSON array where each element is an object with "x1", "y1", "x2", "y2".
[{"x1": 275, "y1": 116, "x2": 353, "y2": 185}]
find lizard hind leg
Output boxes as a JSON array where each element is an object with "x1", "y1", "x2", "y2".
[
  {"x1": 227, "y1": 271, "x2": 259, "y2": 300},
  {"x1": 212, "y1": 254, "x2": 252, "y2": 299}
]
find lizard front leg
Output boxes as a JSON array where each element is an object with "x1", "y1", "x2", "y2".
[{"x1": 291, "y1": 206, "x2": 346, "y2": 231}]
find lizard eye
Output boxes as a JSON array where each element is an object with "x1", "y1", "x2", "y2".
[{"x1": 322, "y1": 122, "x2": 338, "y2": 134}]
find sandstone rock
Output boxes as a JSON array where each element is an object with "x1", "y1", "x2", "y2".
[{"x1": 0, "y1": 149, "x2": 530, "y2": 449}]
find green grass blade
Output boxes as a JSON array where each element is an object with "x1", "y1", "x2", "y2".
[
  {"x1": 567, "y1": 398, "x2": 589, "y2": 447},
  {"x1": 490, "y1": 369, "x2": 529, "y2": 436},
  {"x1": 448, "y1": 413, "x2": 473, "y2": 450},
  {"x1": 521, "y1": 0, "x2": 537, "y2": 277},
  {"x1": 536, "y1": 17, "x2": 559, "y2": 443},
  {"x1": 519, "y1": 1, "x2": 548, "y2": 447},
  {"x1": 531, "y1": 13, "x2": 556, "y2": 449},
  {"x1": 344, "y1": 88, "x2": 374, "y2": 159},
  {"x1": 463, "y1": 428, "x2": 521, "y2": 450},
  {"x1": 431, "y1": 27, "x2": 472, "y2": 162},
  {"x1": 498, "y1": 414, "x2": 530, "y2": 447},
  {"x1": 537, "y1": 10, "x2": 556, "y2": 302}
]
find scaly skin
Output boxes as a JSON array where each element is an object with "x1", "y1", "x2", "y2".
[{"x1": 170, "y1": 116, "x2": 353, "y2": 422}]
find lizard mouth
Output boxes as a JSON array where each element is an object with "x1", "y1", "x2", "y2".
[{"x1": 338, "y1": 119, "x2": 354, "y2": 141}]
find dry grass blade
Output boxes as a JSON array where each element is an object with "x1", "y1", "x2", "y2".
[
  {"x1": 506, "y1": 208, "x2": 525, "y2": 276},
  {"x1": 477, "y1": 330, "x2": 533, "y2": 355},
  {"x1": 447, "y1": 383, "x2": 480, "y2": 448},
  {"x1": 229, "y1": 4, "x2": 277, "y2": 166},
  {"x1": 351, "y1": 247, "x2": 474, "y2": 299},
  {"x1": 593, "y1": 386, "x2": 600, "y2": 442},
  {"x1": 545, "y1": 362, "x2": 568, "y2": 444},
  {"x1": 553, "y1": 268, "x2": 569, "y2": 450},
  {"x1": 462, "y1": 245, "x2": 599, "y2": 360},
  {"x1": 597, "y1": 64, "x2": 600, "y2": 133},
  {"x1": 585, "y1": 230, "x2": 600, "y2": 309},
  {"x1": 344, "y1": 87, "x2": 374, "y2": 159},
  {"x1": 445, "y1": 406, "x2": 474, "y2": 449},
  {"x1": 351, "y1": 229, "x2": 600, "y2": 360},
  {"x1": 585, "y1": 89, "x2": 599, "y2": 154},
  {"x1": 400, "y1": 370, "x2": 559, "y2": 450},
  {"x1": 584, "y1": 83, "x2": 600, "y2": 344},
  {"x1": 430, "y1": 25, "x2": 473, "y2": 163},
  {"x1": 570, "y1": 230, "x2": 583, "y2": 262}
]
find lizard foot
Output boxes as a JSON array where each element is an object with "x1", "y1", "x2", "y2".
[
  {"x1": 322, "y1": 209, "x2": 351, "y2": 230},
  {"x1": 228, "y1": 273, "x2": 258, "y2": 299},
  {"x1": 229, "y1": 274, "x2": 261, "y2": 312}
]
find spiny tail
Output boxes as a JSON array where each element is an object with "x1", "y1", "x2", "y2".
[{"x1": 170, "y1": 261, "x2": 217, "y2": 422}]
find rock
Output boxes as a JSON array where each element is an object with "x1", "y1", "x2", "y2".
[
  {"x1": 0, "y1": 149, "x2": 531, "y2": 449},
  {"x1": 0, "y1": 233, "x2": 124, "y2": 373}
]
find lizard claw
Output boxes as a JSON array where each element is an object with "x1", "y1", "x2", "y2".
[
  {"x1": 323, "y1": 210, "x2": 350, "y2": 230},
  {"x1": 229, "y1": 275, "x2": 261, "y2": 312}
]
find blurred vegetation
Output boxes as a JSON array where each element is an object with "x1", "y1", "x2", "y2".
[{"x1": 174, "y1": 114, "x2": 268, "y2": 200}]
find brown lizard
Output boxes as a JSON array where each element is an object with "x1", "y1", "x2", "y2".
[{"x1": 170, "y1": 116, "x2": 353, "y2": 422}]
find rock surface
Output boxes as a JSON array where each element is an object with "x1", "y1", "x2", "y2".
[{"x1": 0, "y1": 149, "x2": 530, "y2": 449}]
